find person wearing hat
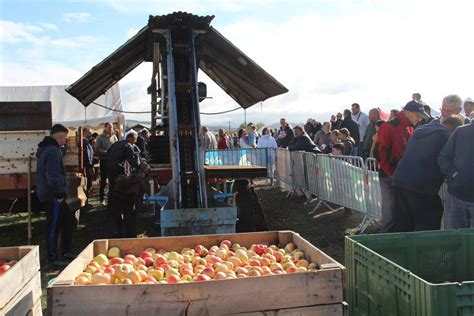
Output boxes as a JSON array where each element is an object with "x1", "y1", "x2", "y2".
[
  {"x1": 391, "y1": 115, "x2": 464, "y2": 232},
  {"x1": 376, "y1": 100, "x2": 429, "y2": 232}
]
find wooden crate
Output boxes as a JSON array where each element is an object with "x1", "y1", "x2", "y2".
[
  {"x1": 48, "y1": 231, "x2": 345, "y2": 315},
  {"x1": 0, "y1": 245, "x2": 42, "y2": 315}
]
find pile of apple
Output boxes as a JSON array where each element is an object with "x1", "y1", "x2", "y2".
[
  {"x1": 0, "y1": 259, "x2": 17, "y2": 276},
  {"x1": 74, "y1": 240, "x2": 318, "y2": 285}
]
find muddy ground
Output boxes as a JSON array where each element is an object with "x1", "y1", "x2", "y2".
[{"x1": 0, "y1": 184, "x2": 378, "y2": 312}]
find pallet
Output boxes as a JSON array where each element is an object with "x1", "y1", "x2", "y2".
[
  {"x1": 0, "y1": 245, "x2": 41, "y2": 315},
  {"x1": 48, "y1": 231, "x2": 345, "y2": 315}
]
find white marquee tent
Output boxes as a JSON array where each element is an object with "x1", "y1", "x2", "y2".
[{"x1": 0, "y1": 84, "x2": 125, "y2": 129}]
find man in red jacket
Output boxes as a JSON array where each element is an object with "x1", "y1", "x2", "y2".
[{"x1": 377, "y1": 100, "x2": 429, "y2": 232}]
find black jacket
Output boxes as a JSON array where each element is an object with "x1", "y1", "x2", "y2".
[
  {"x1": 36, "y1": 136, "x2": 67, "y2": 202},
  {"x1": 340, "y1": 117, "x2": 360, "y2": 143},
  {"x1": 393, "y1": 122, "x2": 450, "y2": 195},
  {"x1": 136, "y1": 136, "x2": 148, "y2": 157},
  {"x1": 288, "y1": 133, "x2": 321, "y2": 154},
  {"x1": 438, "y1": 121, "x2": 474, "y2": 202},
  {"x1": 363, "y1": 122, "x2": 376, "y2": 157},
  {"x1": 106, "y1": 140, "x2": 139, "y2": 177},
  {"x1": 276, "y1": 125, "x2": 295, "y2": 148},
  {"x1": 333, "y1": 119, "x2": 343, "y2": 130}
]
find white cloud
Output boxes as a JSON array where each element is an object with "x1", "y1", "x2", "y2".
[
  {"x1": 0, "y1": 20, "x2": 43, "y2": 44},
  {"x1": 51, "y1": 35, "x2": 99, "y2": 48},
  {"x1": 62, "y1": 12, "x2": 91, "y2": 23},
  {"x1": 3, "y1": 1, "x2": 474, "y2": 128},
  {"x1": 0, "y1": 61, "x2": 83, "y2": 86},
  {"x1": 40, "y1": 22, "x2": 59, "y2": 31}
]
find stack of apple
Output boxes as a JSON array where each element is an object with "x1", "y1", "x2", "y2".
[
  {"x1": 74, "y1": 240, "x2": 318, "y2": 285},
  {"x1": 0, "y1": 259, "x2": 17, "y2": 276}
]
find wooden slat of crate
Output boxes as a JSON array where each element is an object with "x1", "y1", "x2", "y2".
[
  {"x1": 0, "y1": 246, "x2": 40, "y2": 310},
  {"x1": 234, "y1": 303, "x2": 343, "y2": 315},
  {"x1": 49, "y1": 231, "x2": 345, "y2": 316},
  {"x1": 2, "y1": 272, "x2": 42, "y2": 316}
]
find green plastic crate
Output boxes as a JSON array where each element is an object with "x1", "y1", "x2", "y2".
[{"x1": 345, "y1": 229, "x2": 474, "y2": 316}]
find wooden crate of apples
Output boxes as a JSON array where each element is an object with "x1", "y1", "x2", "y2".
[
  {"x1": 48, "y1": 231, "x2": 345, "y2": 315},
  {"x1": 0, "y1": 246, "x2": 42, "y2": 315}
]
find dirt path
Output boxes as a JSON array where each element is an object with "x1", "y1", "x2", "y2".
[{"x1": 256, "y1": 186, "x2": 377, "y2": 263}]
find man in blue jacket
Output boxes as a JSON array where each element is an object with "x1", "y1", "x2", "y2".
[
  {"x1": 391, "y1": 115, "x2": 464, "y2": 231},
  {"x1": 438, "y1": 119, "x2": 474, "y2": 228},
  {"x1": 36, "y1": 124, "x2": 74, "y2": 265}
]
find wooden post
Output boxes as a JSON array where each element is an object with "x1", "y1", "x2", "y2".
[{"x1": 27, "y1": 156, "x2": 32, "y2": 245}]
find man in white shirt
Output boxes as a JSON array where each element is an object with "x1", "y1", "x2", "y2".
[{"x1": 351, "y1": 103, "x2": 370, "y2": 158}]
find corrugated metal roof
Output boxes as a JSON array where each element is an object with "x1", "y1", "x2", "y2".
[{"x1": 66, "y1": 12, "x2": 288, "y2": 109}]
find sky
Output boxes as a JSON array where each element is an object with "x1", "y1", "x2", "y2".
[{"x1": 1, "y1": 0, "x2": 473, "y2": 127}]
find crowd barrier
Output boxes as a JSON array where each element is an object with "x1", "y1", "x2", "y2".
[
  {"x1": 205, "y1": 147, "x2": 450, "y2": 234},
  {"x1": 204, "y1": 148, "x2": 275, "y2": 179}
]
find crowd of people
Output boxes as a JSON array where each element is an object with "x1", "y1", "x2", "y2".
[
  {"x1": 204, "y1": 93, "x2": 474, "y2": 233},
  {"x1": 34, "y1": 93, "x2": 473, "y2": 265}
]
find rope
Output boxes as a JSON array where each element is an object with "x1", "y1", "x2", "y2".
[{"x1": 91, "y1": 101, "x2": 242, "y2": 116}]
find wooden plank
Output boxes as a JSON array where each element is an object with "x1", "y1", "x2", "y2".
[
  {"x1": 2, "y1": 272, "x2": 42, "y2": 316},
  {"x1": 52, "y1": 242, "x2": 94, "y2": 286},
  {"x1": 233, "y1": 303, "x2": 343, "y2": 316},
  {"x1": 0, "y1": 246, "x2": 39, "y2": 309},
  {"x1": 49, "y1": 268, "x2": 342, "y2": 315}
]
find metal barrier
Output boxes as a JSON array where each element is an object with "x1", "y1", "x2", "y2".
[
  {"x1": 275, "y1": 148, "x2": 293, "y2": 191},
  {"x1": 290, "y1": 151, "x2": 308, "y2": 193},
  {"x1": 304, "y1": 152, "x2": 319, "y2": 196},
  {"x1": 204, "y1": 148, "x2": 274, "y2": 178},
  {"x1": 311, "y1": 154, "x2": 366, "y2": 214}
]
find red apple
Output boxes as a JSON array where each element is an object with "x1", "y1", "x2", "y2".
[
  {"x1": 140, "y1": 251, "x2": 153, "y2": 259},
  {"x1": 167, "y1": 274, "x2": 180, "y2": 284},
  {"x1": 154, "y1": 255, "x2": 168, "y2": 266},
  {"x1": 109, "y1": 257, "x2": 124, "y2": 265},
  {"x1": 196, "y1": 274, "x2": 211, "y2": 282},
  {"x1": 144, "y1": 257, "x2": 154, "y2": 267},
  {"x1": 194, "y1": 245, "x2": 208, "y2": 257},
  {"x1": 220, "y1": 240, "x2": 232, "y2": 249},
  {"x1": 0, "y1": 264, "x2": 11, "y2": 274},
  {"x1": 104, "y1": 266, "x2": 115, "y2": 274},
  {"x1": 254, "y1": 244, "x2": 267, "y2": 256},
  {"x1": 202, "y1": 267, "x2": 215, "y2": 278}
]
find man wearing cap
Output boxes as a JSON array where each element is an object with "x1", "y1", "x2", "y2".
[
  {"x1": 392, "y1": 115, "x2": 464, "y2": 231},
  {"x1": 376, "y1": 100, "x2": 429, "y2": 232}
]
